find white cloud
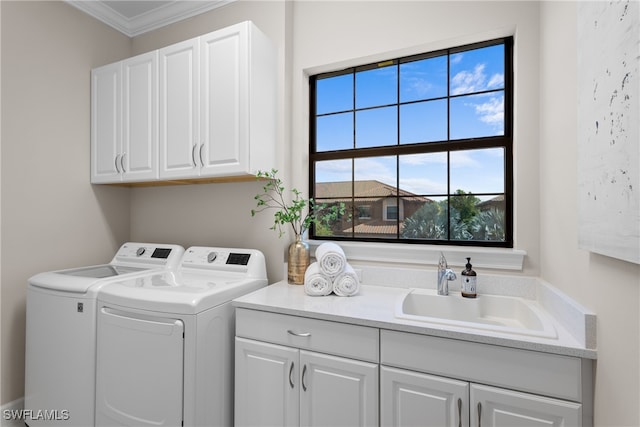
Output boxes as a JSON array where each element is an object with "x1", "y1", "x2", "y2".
[
  {"x1": 399, "y1": 152, "x2": 447, "y2": 166},
  {"x1": 451, "y1": 63, "x2": 486, "y2": 95},
  {"x1": 474, "y1": 95, "x2": 504, "y2": 130},
  {"x1": 399, "y1": 177, "x2": 447, "y2": 195},
  {"x1": 487, "y1": 73, "x2": 504, "y2": 89}
]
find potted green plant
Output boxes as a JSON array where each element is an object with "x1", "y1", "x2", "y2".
[{"x1": 251, "y1": 169, "x2": 344, "y2": 284}]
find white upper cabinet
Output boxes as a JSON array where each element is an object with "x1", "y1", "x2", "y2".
[
  {"x1": 91, "y1": 21, "x2": 276, "y2": 185},
  {"x1": 91, "y1": 62, "x2": 121, "y2": 183},
  {"x1": 91, "y1": 51, "x2": 158, "y2": 183},
  {"x1": 158, "y1": 38, "x2": 200, "y2": 179},
  {"x1": 122, "y1": 51, "x2": 158, "y2": 182}
]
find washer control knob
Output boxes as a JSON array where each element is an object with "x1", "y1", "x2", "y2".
[
  {"x1": 136, "y1": 247, "x2": 146, "y2": 257},
  {"x1": 207, "y1": 252, "x2": 218, "y2": 263}
]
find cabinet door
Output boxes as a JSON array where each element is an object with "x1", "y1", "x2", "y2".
[
  {"x1": 381, "y1": 366, "x2": 469, "y2": 427},
  {"x1": 235, "y1": 337, "x2": 299, "y2": 427},
  {"x1": 200, "y1": 23, "x2": 248, "y2": 177},
  {"x1": 122, "y1": 51, "x2": 158, "y2": 182},
  {"x1": 159, "y1": 38, "x2": 200, "y2": 179},
  {"x1": 91, "y1": 61, "x2": 121, "y2": 183},
  {"x1": 300, "y1": 350, "x2": 378, "y2": 427},
  {"x1": 471, "y1": 384, "x2": 581, "y2": 427}
]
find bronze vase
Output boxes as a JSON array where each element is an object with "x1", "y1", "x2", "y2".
[{"x1": 288, "y1": 234, "x2": 310, "y2": 284}]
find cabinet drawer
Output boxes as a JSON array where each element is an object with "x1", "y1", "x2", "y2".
[
  {"x1": 381, "y1": 330, "x2": 583, "y2": 402},
  {"x1": 236, "y1": 308, "x2": 379, "y2": 363}
]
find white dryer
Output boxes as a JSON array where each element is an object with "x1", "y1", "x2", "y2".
[
  {"x1": 95, "y1": 246, "x2": 268, "y2": 427},
  {"x1": 25, "y1": 243, "x2": 185, "y2": 427}
]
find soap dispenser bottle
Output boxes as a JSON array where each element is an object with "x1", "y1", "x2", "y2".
[{"x1": 461, "y1": 257, "x2": 477, "y2": 298}]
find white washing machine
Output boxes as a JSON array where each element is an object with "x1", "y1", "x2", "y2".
[
  {"x1": 94, "y1": 246, "x2": 268, "y2": 427},
  {"x1": 25, "y1": 243, "x2": 185, "y2": 427}
]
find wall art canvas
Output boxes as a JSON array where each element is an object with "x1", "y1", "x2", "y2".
[{"x1": 577, "y1": 0, "x2": 640, "y2": 264}]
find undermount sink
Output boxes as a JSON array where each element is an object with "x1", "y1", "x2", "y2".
[{"x1": 396, "y1": 288, "x2": 558, "y2": 339}]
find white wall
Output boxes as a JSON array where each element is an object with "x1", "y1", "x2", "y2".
[
  {"x1": 539, "y1": 2, "x2": 640, "y2": 426},
  {"x1": 0, "y1": 1, "x2": 132, "y2": 403}
]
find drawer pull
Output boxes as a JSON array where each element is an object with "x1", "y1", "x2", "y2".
[
  {"x1": 302, "y1": 364, "x2": 308, "y2": 391},
  {"x1": 287, "y1": 330, "x2": 311, "y2": 337},
  {"x1": 478, "y1": 402, "x2": 482, "y2": 427},
  {"x1": 458, "y1": 398, "x2": 462, "y2": 427},
  {"x1": 288, "y1": 362, "x2": 294, "y2": 388}
]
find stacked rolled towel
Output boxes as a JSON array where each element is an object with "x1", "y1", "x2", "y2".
[
  {"x1": 303, "y1": 242, "x2": 360, "y2": 297},
  {"x1": 332, "y1": 263, "x2": 360, "y2": 297},
  {"x1": 303, "y1": 262, "x2": 333, "y2": 296},
  {"x1": 315, "y1": 242, "x2": 347, "y2": 277}
]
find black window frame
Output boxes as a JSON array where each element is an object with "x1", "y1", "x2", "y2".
[{"x1": 309, "y1": 37, "x2": 514, "y2": 248}]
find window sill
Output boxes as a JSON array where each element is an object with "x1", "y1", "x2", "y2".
[{"x1": 308, "y1": 240, "x2": 526, "y2": 271}]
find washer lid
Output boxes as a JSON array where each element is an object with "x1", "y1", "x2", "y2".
[
  {"x1": 59, "y1": 265, "x2": 147, "y2": 279},
  {"x1": 27, "y1": 243, "x2": 186, "y2": 294},
  {"x1": 29, "y1": 265, "x2": 161, "y2": 293},
  {"x1": 98, "y1": 271, "x2": 267, "y2": 314}
]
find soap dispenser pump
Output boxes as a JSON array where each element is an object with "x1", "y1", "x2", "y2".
[{"x1": 461, "y1": 257, "x2": 477, "y2": 298}]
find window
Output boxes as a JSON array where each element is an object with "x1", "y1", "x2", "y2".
[{"x1": 309, "y1": 37, "x2": 513, "y2": 247}]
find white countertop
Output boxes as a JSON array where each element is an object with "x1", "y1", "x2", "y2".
[{"x1": 233, "y1": 281, "x2": 597, "y2": 359}]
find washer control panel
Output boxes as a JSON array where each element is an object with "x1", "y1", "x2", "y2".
[
  {"x1": 111, "y1": 243, "x2": 185, "y2": 267},
  {"x1": 180, "y1": 247, "x2": 266, "y2": 278}
]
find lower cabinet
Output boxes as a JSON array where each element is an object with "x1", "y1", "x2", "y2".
[
  {"x1": 381, "y1": 366, "x2": 581, "y2": 427},
  {"x1": 234, "y1": 309, "x2": 379, "y2": 427},
  {"x1": 234, "y1": 309, "x2": 592, "y2": 427}
]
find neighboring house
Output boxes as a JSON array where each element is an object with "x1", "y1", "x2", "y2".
[
  {"x1": 477, "y1": 195, "x2": 505, "y2": 212},
  {"x1": 314, "y1": 180, "x2": 431, "y2": 238}
]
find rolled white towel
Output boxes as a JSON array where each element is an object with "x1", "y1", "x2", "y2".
[
  {"x1": 316, "y1": 242, "x2": 347, "y2": 277},
  {"x1": 332, "y1": 264, "x2": 360, "y2": 297},
  {"x1": 304, "y1": 262, "x2": 333, "y2": 296}
]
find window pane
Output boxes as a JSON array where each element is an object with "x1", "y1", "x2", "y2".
[
  {"x1": 450, "y1": 193, "x2": 506, "y2": 242},
  {"x1": 386, "y1": 205, "x2": 398, "y2": 220},
  {"x1": 450, "y1": 44, "x2": 504, "y2": 96},
  {"x1": 316, "y1": 112, "x2": 354, "y2": 151},
  {"x1": 316, "y1": 74, "x2": 353, "y2": 114},
  {"x1": 450, "y1": 91, "x2": 504, "y2": 139},
  {"x1": 450, "y1": 148, "x2": 504, "y2": 194},
  {"x1": 356, "y1": 106, "x2": 397, "y2": 148},
  {"x1": 315, "y1": 159, "x2": 352, "y2": 197},
  {"x1": 401, "y1": 197, "x2": 448, "y2": 240},
  {"x1": 400, "y1": 99, "x2": 448, "y2": 144},
  {"x1": 399, "y1": 152, "x2": 448, "y2": 196},
  {"x1": 354, "y1": 156, "x2": 397, "y2": 197},
  {"x1": 400, "y1": 55, "x2": 447, "y2": 102},
  {"x1": 313, "y1": 198, "x2": 352, "y2": 238},
  {"x1": 356, "y1": 66, "x2": 397, "y2": 109}
]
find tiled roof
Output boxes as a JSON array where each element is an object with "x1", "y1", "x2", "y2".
[
  {"x1": 342, "y1": 220, "x2": 404, "y2": 235},
  {"x1": 315, "y1": 180, "x2": 430, "y2": 202}
]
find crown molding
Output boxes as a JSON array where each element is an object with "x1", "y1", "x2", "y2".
[{"x1": 66, "y1": 1, "x2": 235, "y2": 37}]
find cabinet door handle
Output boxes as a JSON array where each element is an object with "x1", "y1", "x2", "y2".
[
  {"x1": 120, "y1": 153, "x2": 126, "y2": 173},
  {"x1": 477, "y1": 402, "x2": 482, "y2": 427},
  {"x1": 191, "y1": 144, "x2": 198, "y2": 167},
  {"x1": 114, "y1": 154, "x2": 121, "y2": 173},
  {"x1": 301, "y1": 364, "x2": 307, "y2": 391},
  {"x1": 287, "y1": 330, "x2": 311, "y2": 337},
  {"x1": 288, "y1": 362, "x2": 294, "y2": 389},
  {"x1": 199, "y1": 143, "x2": 205, "y2": 167},
  {"x1": 457, "y1": 398, "x2": 462, "y2": 427}
]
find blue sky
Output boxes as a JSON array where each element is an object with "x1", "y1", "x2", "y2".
[{"x1": 314, "y1": 43, "x2": 506, "y2": 199}]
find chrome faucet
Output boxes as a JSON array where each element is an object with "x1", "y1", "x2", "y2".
[{"x1": 437, "y1": 252, "x2": 457, "y2": 295}]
